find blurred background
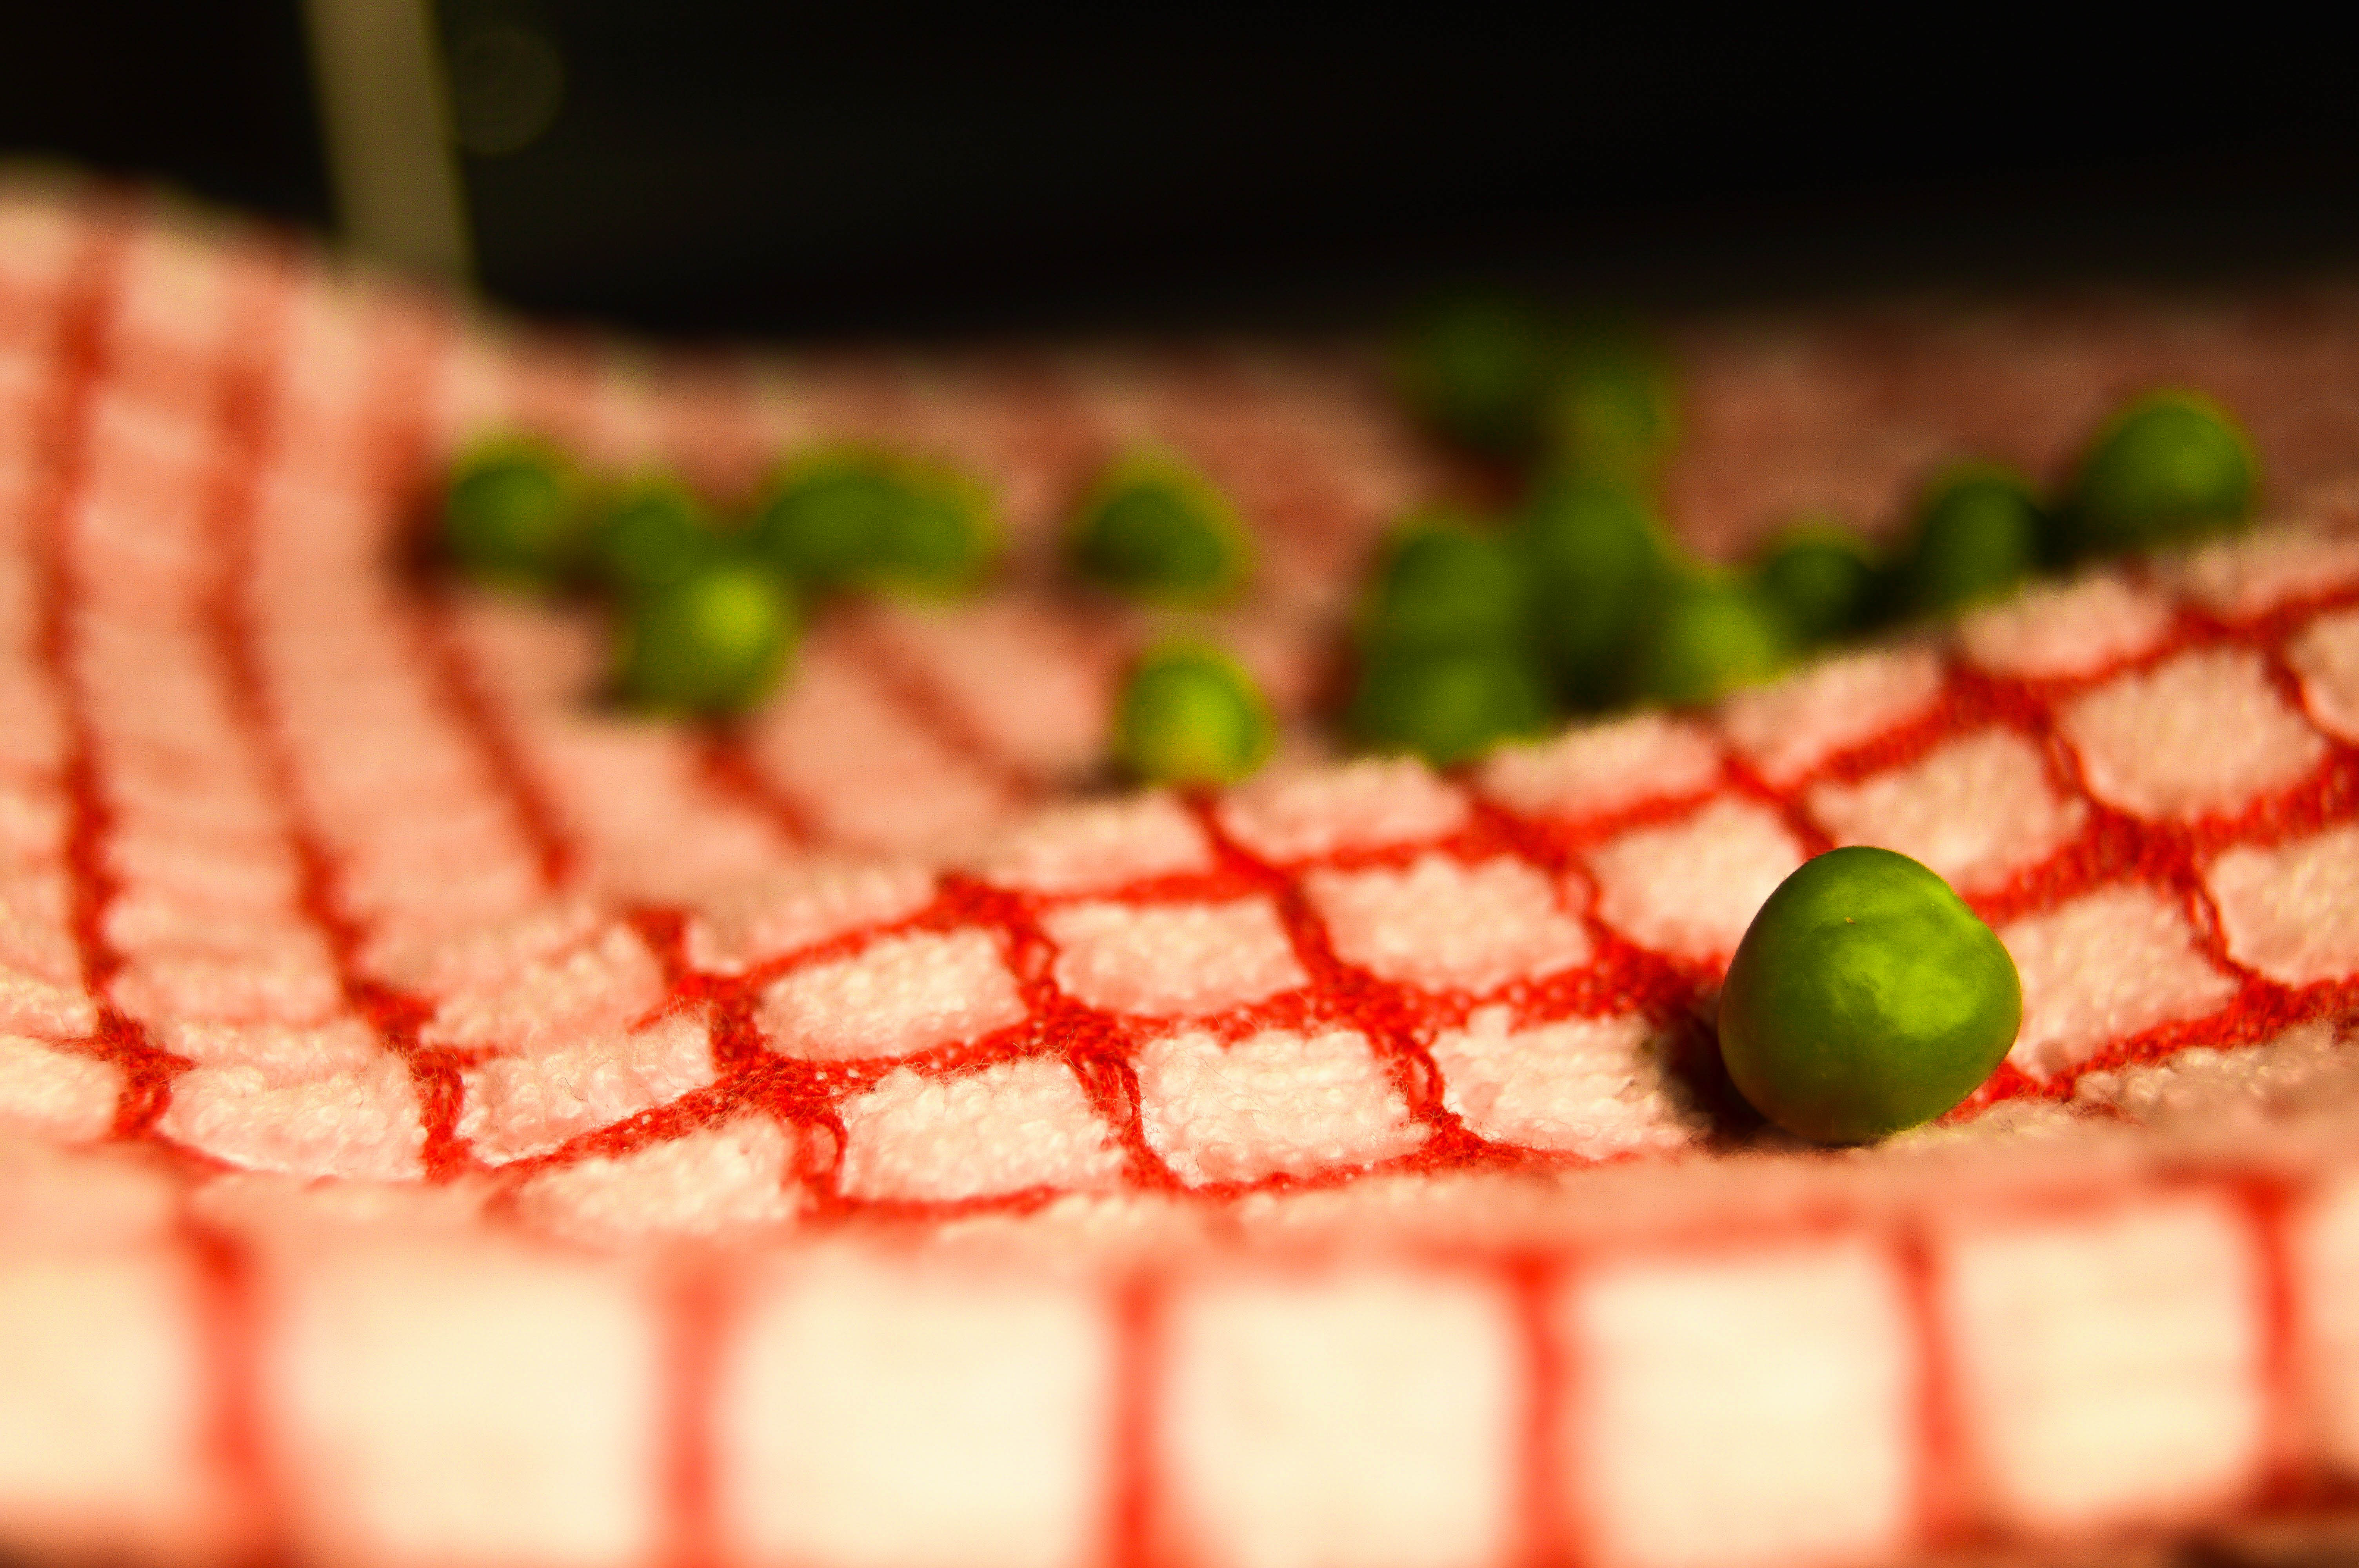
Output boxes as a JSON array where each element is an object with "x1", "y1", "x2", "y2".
[{"x1": 4, "y1": 4, "x2": 2359, "y2": 342}]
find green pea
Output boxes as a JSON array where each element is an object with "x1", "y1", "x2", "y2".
[
  {"x1": 442, "y1": 436, "x2": 586, "y2": 590},
  {"x1": 1113, "y1": 641, "x2": 1275, "y2": 786},
  {"x1": 2066, "y1": 390, "x2": 2257, "y2": 556},
  {"x1": 1360, "y1": 514, "x2": 1530, "y2": 652},
  {"x1": 612, "y1": 563, "x2": 798, "y2": 715},
  {"x1": 1717, "y1": 846, "x2": 2021, "y2": 1143},
  {"x1": 1544, "y1": 330, "x2": 1680, "y2": 480},
  {"x1": 1623, "y1": 573, "x2": 1794, "y2": 708},
  {"x1": 1754, "y1": 520, "x2": 1879, "y2": 646},
  {"x1": 1394, "y1": 294, "x2": 1561, "y2": 456},
  {"x1": 1347, "y1": 642, "x2": 1552, "y2": 768},
  {"x1": 1510, "y1": 474, "x2": 1674, "y2": 704},
  {"x1": 585, "y1": 475, "x2": 731, "y2": 599},
  {"x1": 1069, "y1": 455, "x2": 1252, "y2": 605},
  {"x1": 1896, "y1": 466, "x2": 2043, "y2": 616},
  {"x1": 752, "y1": 448, "x2": 999, "y2": 596}
]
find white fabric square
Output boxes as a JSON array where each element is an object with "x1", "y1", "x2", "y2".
[
  {"x1": 1586, "y1": 799, "x2": 1806, "y2": 965},
  {"x1": 1216, "y1": 757, "x2": 1469, "y2": 863},
  {"x1": 1936, "y1": 1194, "x2": 2266, "y2": 1535},
  {"x1": 836, "y1": 1057, "x2": 1127, "y2": 1203},
  {"x1": 683, "y1": 857, "x2": 937, "y2": 975},
  {"x1": 1718, "y1": 646, "x2": 1945, "y2": 786},
  {"x1": 1044, "y1": 897, "x2": 1306, "y2": 1017},
  {"x1": 2001, "y1": 885, "x2": 2239, "y2": 1078},
  {"x1": 1564, "y1": 1240, "x2": 1915, "y2": 1568},
  {"x1": 2286, "y1": 604, "x2": 2359, "y2": 743},
  {"x1": 2165, "y1": 522, "x2": 2359, "y2": 619},
  {"x1": 110, "y1": 945, "x2": 343, "y2": 1029},
  {"x1": 1478, "y1": 711, "x2": 1725, "y2": 824},
  {"x1": 757, "y1": 928, "x2": 1027, "y2": 1061},
  {"x1": 0, "y1": 1247, "x2": 243, "y2": 1565},
  {"x1": 159, "y1": 1055, "x2": 423, "y2": 1183},
  {"x1": 746, "y1": 640, "x2": 1014, "y2": 855},
  {"x1": 870, "y1": 599, "x2": 1121, "y2": 780},
  {"x1": 1136, "y1": 1027, "x2": 1427, "y2": 1186},
  {"x1": 1956, "y1": 573, "x2": 2175, "y2": 681},
  {"x1": 420, "y1": 922, "x2": 667, "y2": 1055},
  {"x1": 458, "y1": 1010, "x2": 715, "y2": 1165},
  {"x1": 0, "y1": 1034, "x2": 119, "y2": 1143},
  {"x1": 1158, "y1": 1268, "x2": 1521, "y2": 1568},
  {"x1": 2059, "y1": 648, "x2": 2327, "y2": 821},
  {"x1": 148, "y1": 1017, "x2": 382, "y2": 1083},
  {"x1": 260, "y1": 1236, "x2": 666, "y2": 1568},
  {"x1": 1429, "y1": 1007, "x2": 1692, "y2": 1158},
  {"x1": 966, "y1": 793, "x2": 1212, "y2": 894},
  {"x1": 358, "y1": 896, "x2": 603, "y2": 997},
  {"x1": 0, "y1": 966, "x2": 98, "y2": 1040},
  {"x1": 2207, "y1": 824, "x2": 2359, "y2": 985},
  {"x1": 2290, "y1": 1170, "x2": 2359, "y2": 1477},
  {"x1": 1806, "y1": 728, "x2": 2085, "y2": 893},
  {"x1": 1305, "y1": 853, "x2": 1590, "y2": 994},
  {"x1": 0, "y1": 870, "x2": 74, "y2": 984},
  {"x1": 717, "y1": 1253, "x2": 1115, "y2": 1568},
  {"x1": 511, "y1": 1116, "x2": 804, "y2": 1250}
]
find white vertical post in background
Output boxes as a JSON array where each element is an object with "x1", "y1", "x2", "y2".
[{"x1": 301, "y1": 0, "x2": 473, "y2": 281}]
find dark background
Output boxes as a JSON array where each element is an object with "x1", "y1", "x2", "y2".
[{"x1": 5, "y1": 4, "x2": 2358, "y2": 342}]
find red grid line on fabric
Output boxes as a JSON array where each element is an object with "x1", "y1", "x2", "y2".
[{"x1": 23, "y1": 213, "x2": 188, "y2": 1136}]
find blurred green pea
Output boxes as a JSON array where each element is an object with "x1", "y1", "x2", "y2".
[
  {"x1": 612, "y1": 563, "x2": 798, "y2": 715},
  {"x1": 1544, "y1": 329, "x2": 1680, "y2": 480},
  {"x1": 1896, "y1": 465, "x2": 2044, "y2": 617},
  {"x1": 2065, "y1": 390, "x2": 2257, "y2": 557},
  {"x1": 1624, "y1": 573, "x2": 1796, "y2": 708},
  {"x1": 1754, "y1": 519, "x2": 1881, "y2": 646},
  {"x1": 1347, "y1": 641, "x2": 1553, "y2": 768},
  {"x1": 585, "y1": 475, "x2": 732, "y2": 599},
  {"x1": 1114, "y1": 640, "x2": 1275, "y2": 786},
  {"x1": 442, "y1": 435, "x2": 587, "y2": 590},
  {"x1": 1069, "y1": 453, "x2": 1252, "y2": 606},
  {"x1": 1509, "y1": 474, "x2": 1676, "y2": 706},
  {"x1": 1360, "y1": 513, "x2": 1530, "y2": 652},
  {"x1": 1394, "y1": 294, "x2": 1561, "y2": 456},
  {"x1": 752, "y1": 446, "x2": 999, "y2": 597}
]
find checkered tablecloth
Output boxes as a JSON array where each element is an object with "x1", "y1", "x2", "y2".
[{"x1": 7, "y1": 182, "x2": 2359, "y2": 1568}]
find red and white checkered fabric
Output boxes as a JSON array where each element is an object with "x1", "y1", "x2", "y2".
[{"x1": 7, "y1": 184, "x2": 2359, "y2": 1568}]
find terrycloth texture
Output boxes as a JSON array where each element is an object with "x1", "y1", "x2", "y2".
[{"x1": 7, "y1": 186, "x2": 2359, "y2": 1568}]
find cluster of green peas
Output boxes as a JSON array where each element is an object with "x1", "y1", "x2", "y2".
[
  {"x1": 436, "y1": 432, "x2": 1284, "y2": 783},
  {"x1": 1370, "y1": 297, "x2": 2264, "y2": 770},
  {"x1": 440, "y1": 437, "x2": 991, "y2": 709},
  {"x1": 1390, "y1": 298, "x2": 2272, "y2": 1143}
]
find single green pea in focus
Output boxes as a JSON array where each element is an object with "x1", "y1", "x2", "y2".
[
  {"x1": 1754, "y1": 519, "x2": 1880, "y2": 646},
  {"x1": 1360, "y1": 514, "x2": 1530, "y2": 652},
  {"x1": 585, "y1": 475, "x2": 732, "y2": 599},
  {"x1": 1069, "y1": 454, "x2": 1252, "y2": 606},
  {"x1": 1114, "y1": 641, "x2": 1276, "y2": 786},
  {"x1": 442, "y1": 436, "x2": 587, "y2": 590},
  {"x1": 1394, "y1": 294, "x2": 1562, "y2": 456},
  {"x1": 1347, "y1": 641, "x2": 1553, "y2": 768},
  {"x1": 612, "y1": 563, "x2": 798, "y2": 715},
  {"x1": 1895, "y1": 465, "x2": 2044, "y2": 617},
  {"x1": 1510, "y1": 474, "x2": 1674, "y2": 705},
  {"x1": 1718, "y1": 846, "x2": 2022, "y2": 1143},
  {"x1": 1543, "y1": 330, "x2": 1680, "y2": 481},
  {"x1": 1623, "y1": 572, "x2": 1795, "y2": 708},
  {"x1": 752, "y1": 447, "x2": 999, "y2": 597},
  {"x1": 2065, "y1": 389, "x2": 2257, "y2": 557}
]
